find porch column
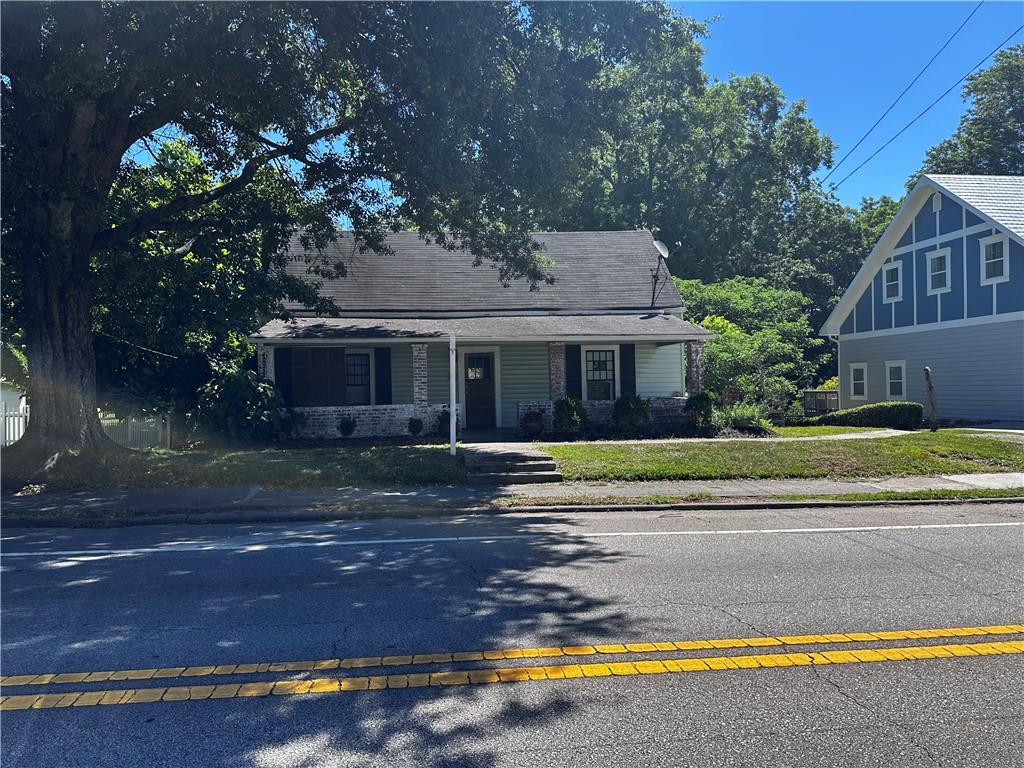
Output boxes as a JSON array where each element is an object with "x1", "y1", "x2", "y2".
[
  {"x1": 412, "y1": 342, "x2": 429, "y2": 407},
  {"x1": 548, "y1": 342, "x2": 566, "y2": 400},
  {"x1": 686, "y1": 340, "x2": 705, "y2": 395}
]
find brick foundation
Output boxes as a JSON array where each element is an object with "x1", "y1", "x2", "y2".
[
  {"x1": 515, "y1": 396, "x2": 689, "y2": 433},
  {"x1": 289, "y1": 403, "x2": 458, "y2": 439}
]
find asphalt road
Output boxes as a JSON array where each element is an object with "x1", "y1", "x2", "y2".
[{"x1": 2, "y1": 501, "x2": 1023, "y2": 767}]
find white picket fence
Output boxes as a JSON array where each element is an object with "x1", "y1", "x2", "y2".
[{"x1": 1, "y1": 407, "x2": 172, "y2": 449}]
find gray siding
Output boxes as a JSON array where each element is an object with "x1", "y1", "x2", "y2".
[
  {"x1": 839, "y1": 318, "x2": 1024, "y2": 420},
  {"x1": 636, "y1": 343, "x2": 685, "y2": 397},
  {"x1": 390, "y1": 344, "x2": 414, "y2": 404},
  {"x1": 496, "y1": 343, "x2": 550, "y2": 427}
]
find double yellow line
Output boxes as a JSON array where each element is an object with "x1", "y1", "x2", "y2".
[{"x1": 2, "y1": 623, "x2": 1022, "y2": 711}]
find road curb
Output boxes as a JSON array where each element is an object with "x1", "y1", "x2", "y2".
[{"x1": 3, "y1": 495, "x2": 1022, "y2": 529}]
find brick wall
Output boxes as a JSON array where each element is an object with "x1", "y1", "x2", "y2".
[
  {"x1": 289, "y1": 403, "x2": 458, "y2": 439},
  {"x1": 515, "y1": 396, "x2": 690, "y2": 434}
]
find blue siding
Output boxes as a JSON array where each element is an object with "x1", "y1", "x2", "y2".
[
  {"x1": 997, "y1": 238, "x2": 1024, "y2": 313},
  {"x1": 914, "y1": 203, "x2": 936, "y2": 242},
  {"x1": 893, "y1": 251, "x2": 915, "y2": 327},
  {"x1": 872, "y1": 270, "x2": 892, "y2": 329},
  {"x1": 855, "y1": 286, "x2": 873, "y2": 332},
  {"x1": 940, "y1": 237, "x2": 964, "y2": 321},
  {"x1": 965, "y1": 209, "x2": 984, "y2": 227},
  {"x1": 938, "y1": 194, "x2": 962, "y2": 234},
  {"x1": 896, "y1": 225, "x2": 913, "y2": 248},
  {"x1": 915, "y1": 247, "x2": 939, "y2": 324},
  {"x1": 966, "y1": 230, "x2": 993, "y2": 317}
]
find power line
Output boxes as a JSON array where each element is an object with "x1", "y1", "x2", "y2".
[
  {"x1": 833, "y1": 24, "x2": 1024, "y2": 190},
  {"x1": 822, "y1": 0, "x2": 985, "y2": 182}
]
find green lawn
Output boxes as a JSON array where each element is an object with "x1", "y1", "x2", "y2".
[
  {"x1": 782, "y1": 487, "x2": 1024, "y2": 502},
  {"x1": 773, "y1": 426, "x2": 883, "y2": 437},
  {"x1": 83, "y1": 444, "x2": 466, "y2": 490},
  {"x1": 544, "y1": 430, "x2": 1024, "y2": 482}
]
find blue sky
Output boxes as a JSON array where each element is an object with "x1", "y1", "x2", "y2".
[{"x1": 675, "y1": 1, "x2": 1023, "y2": 207}]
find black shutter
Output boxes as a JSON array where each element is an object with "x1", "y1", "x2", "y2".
[
  {"x1": 565, "y1": 344, "x2": 583, "y2": 399},
  {"x1": 328, "y1": 347, "x2": 346, "y2": 405},
  {"x1": 275, "y1": 347, "x2": 293, "y2": 406},
  {"x1": 620, "y1": 344, "x2": 636, "y2": 397},
  {"x1": 374, "y1": 347, "x2": 392, "y2": 405}
]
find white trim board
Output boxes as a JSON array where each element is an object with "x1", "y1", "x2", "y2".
[
  {"x1": 836, "y1": 310, "x2": 1024, "y2": 341},
  {"x1": 457, "y1": 345, "x2": 502, "y2": 429}
]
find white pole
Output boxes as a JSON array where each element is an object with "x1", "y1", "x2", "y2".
[{"x1": 448, "y1": 333, "x2": 457, "y2": 455}]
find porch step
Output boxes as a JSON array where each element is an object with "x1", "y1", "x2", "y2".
[
  {"x1": 466, "y1": 470, "x2": 564, "y2": 485},
  {"x1": 468, "y1": 459, "x2": 558, "y2": 473}
]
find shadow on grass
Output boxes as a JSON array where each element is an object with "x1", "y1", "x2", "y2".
[{"x1": 1, "y1": 514, "x2": 656, "y2": 766}]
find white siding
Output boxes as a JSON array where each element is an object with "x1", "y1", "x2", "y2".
[{"x1": 636, "y1": 342, "x2": 685, "y2": 397}]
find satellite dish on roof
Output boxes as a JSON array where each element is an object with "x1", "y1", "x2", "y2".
[{"x1": 653, "y1": 240, "x2": 670, "y2": 259}]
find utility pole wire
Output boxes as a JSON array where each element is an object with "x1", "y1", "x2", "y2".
[
  {"x1": 833, "y1": 24, "x2": 1024, "y2": 190},
  {"x1": 822, "y1": 0, "x2": 985, "y2": 182}
]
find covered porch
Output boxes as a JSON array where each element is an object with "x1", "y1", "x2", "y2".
[{"x1": 251, "y1": 314, "x2": 710, "y2": 440}]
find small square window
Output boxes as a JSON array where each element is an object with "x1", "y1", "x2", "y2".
[
  {"x1": 980, "y1": 236, "x2": 1009, "y2": 286},
  {"x1": 883, "y1": 263, "x2": 901, "y2": 302},
  {"x1": 927, "y1": 249, "x2": 950, "y2": 295}
]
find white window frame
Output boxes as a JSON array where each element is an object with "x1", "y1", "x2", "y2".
[
  {"x1": 926, "y1": 247, "x2": 952, "y2": 296},
  {"x1": 979, "y1": 233, "x2": 1010, "y2": 286},
  {"x1": 882, "y1": 261, "x2": 902, "y2": 304},
  {"x1": 849, "y1": 363, "x2": 867, "y2": 401},
  {"x1": 581, "y1": 344, "x2": 621, "y2": 402},
  {"x1": 457, "y1": 346, "x2": 502, "y2": 428},
  {"x1": 885, "y1": 360, "x2": 906, "y2": 401},
  {"x1": 344, "y1": 349, "x2": 375, "y2": 406}
]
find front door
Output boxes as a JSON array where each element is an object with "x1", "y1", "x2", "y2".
[{"x1": 464, "y1": 353, "x2": 496, "y2": 429}]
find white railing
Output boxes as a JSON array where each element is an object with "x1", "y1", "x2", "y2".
[{"x1": 1, "y1": 407, "x2": 172, "y2": 449}]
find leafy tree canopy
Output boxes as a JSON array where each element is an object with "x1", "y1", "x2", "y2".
[{"x1": 918, "y1": 45, "x2": 1024, "y2": 178}]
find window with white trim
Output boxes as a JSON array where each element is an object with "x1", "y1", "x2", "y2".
[
  {"x1": 885, "y1": 361, "x2": 906, "y2": 400},
  {"x1": 345, "y1": 351, "x2": 372, "y2": 405},
  {"x1": 850, "y1": 363, "x2": 867, "y2": 400},
  {"x1": 927, "y1": 248, "x2": 951, "y2": 295},
  {"x1": 980, "y1": 234, "x2": 1010, "y2": 285},
  {"x1": 882, "y1": 262, "x2": 902, "y2": 303},
  {"x1": 584, "y1": 349, "x2": 616, "y2": 401}
]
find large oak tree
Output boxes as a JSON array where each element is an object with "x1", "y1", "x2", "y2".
[{"x1": 2, "y1": 1, "x2": 665, "y2": 482}]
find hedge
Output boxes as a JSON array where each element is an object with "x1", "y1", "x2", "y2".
[{"x1": 814, "y1": 401, "x2": 923, "y2": 430}]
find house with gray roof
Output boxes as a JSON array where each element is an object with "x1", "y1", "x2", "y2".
[
  {"x1": 249, "y1": 230, "x2": 711, "y2": 438},
  {"x1": 820, "y1": 174, "x2": 1024, "y2": 422}
]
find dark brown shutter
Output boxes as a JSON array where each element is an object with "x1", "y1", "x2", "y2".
[
  {"x1": 275, "y1": 348, "x2": 293, "y2": 406},
  {"x1": 620, "y1": 344, "x2": 636, "y2": 397},
  {"x1": 565, "y1": 345, "x2": 582, "y2": 399},
  {"x1": 292, "y1": 348, "x2": 313, "y2": 406},
  {"x1": 374, "y1": 347, "x2": 392, "y2": 405},
  {"x1": 328, "y1": 347, "x2": 346, "y2": 405}
]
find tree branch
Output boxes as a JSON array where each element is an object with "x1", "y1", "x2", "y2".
[{"x1": 94, "y1": 122, "x2": 347, "y2": 252}]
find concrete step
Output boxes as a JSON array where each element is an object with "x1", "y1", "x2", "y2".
[
  {"x1": 467, "y1": 459, "x2": 558, "y2": 473},
  {"x1": 466, "y1": 471, "x2": 564, "y2": 485}
]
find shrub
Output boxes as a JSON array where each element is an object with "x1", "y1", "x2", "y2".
[
  {"x1": 711, "y1": 402, "x2": 768, "y2": 431},
  {"x1": 435, "y1": 409, "x2": 454, "y2": 437},
  {"x1": 408, "y1": 417, "x2": 424, "y2": 436},
  {"x1": 191, "y1": 362, "x2": 300, "y2": 443},
  {"x1": 337, "y1": 416, "x2": 357, "y2": 437},
  {"x1": 818, "y1": 376, "x2": 839, "y2": 391},
  {"x1": 520, "y1": 410, "x2": 545, "y2": 436},
  {"x1": 612, "y1": 395, "x2": 651, "y2": 429},
  {"x1": 816, "y1": 401, "x2": 923, "y2": 430},
  {"x1": 552, "y1": 395, "x2": 587, "y2": 432},
  {"x1": 684, "y1": 391, "x2": 718, "y2": 429}
]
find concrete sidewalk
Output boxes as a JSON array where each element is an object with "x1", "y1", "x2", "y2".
[{"x1": 3, "y1": 471, "x2": 1022, "y2": 522}]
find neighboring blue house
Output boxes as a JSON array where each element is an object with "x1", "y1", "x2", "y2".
[{"x1": 820, "y1": 174, "x2": 1023, "y2": 422}]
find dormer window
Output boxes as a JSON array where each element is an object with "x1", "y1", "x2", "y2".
[
  {"x1": 980, "y1": 234, "x2": 1010, "y2": 286},
  {"x1": 927, "y1": 248, "x2": 951, "y2": 295},
  {"x1": 882, "y1": 262, "x2": 902, "y2": 303}
]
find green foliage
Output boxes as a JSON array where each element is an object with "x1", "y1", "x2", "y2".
[
  {"x1": 711, "y1": 402, "x2": 768, "y2": 431},
  {"x1": 818, "y1": 376, "x2": 839, "y2": 391},
  {"x1": 815, "y1": 401, "x2": 923, "y2": 431},
  {"x1": 408, "y1": 417, "x2": 424, "y2": 437},
  {"x1": 553, "y1": 395, "x2": 588, "y2": 432},
  {"x1": 337, "y1": 416, "x2": 357, "y2": 438},
  {"x1": 684, "y1": 391, "x2": 717, "y2": 430},
  {"x1": 612, "y1": 395, "x2": 651, "y2": 429},
  {"x1": 918, "y1": 45, "x2": 1024, "y2": 177},
  {"x1": 190, "y1": 362, "x2": 299, "y2": 443},
  {"x1": 677, "y1": 277, "x2": 822, "y2": 411},
  {"x1": 520, "y1": 410, "x2": 545, "y2": 436}
]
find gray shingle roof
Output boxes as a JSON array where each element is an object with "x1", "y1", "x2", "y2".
[
  {"x1": 927, "y1": 174, "x2": 1024, "y2": 240},
  {"x1": 251, "y1": 313, "x2": 711, "y2": 342},
  {"x1": 283, "y1": 230, "x2": 681, "y2": 314}
]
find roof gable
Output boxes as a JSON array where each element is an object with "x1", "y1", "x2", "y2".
[
  {"x1": 820, "y1": 174, "x2": 1023, "y2": 335},
  {"x1": 284, "y1": 230, "x2": 681, "y2": 315}
]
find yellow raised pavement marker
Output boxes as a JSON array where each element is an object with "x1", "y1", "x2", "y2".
[
  {"x1": 2, "y1": 623, "x2": 1021, "y2": 690},
  {"x1": 1, "y1": 639, "x2": 1020, "y2": 713}
]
